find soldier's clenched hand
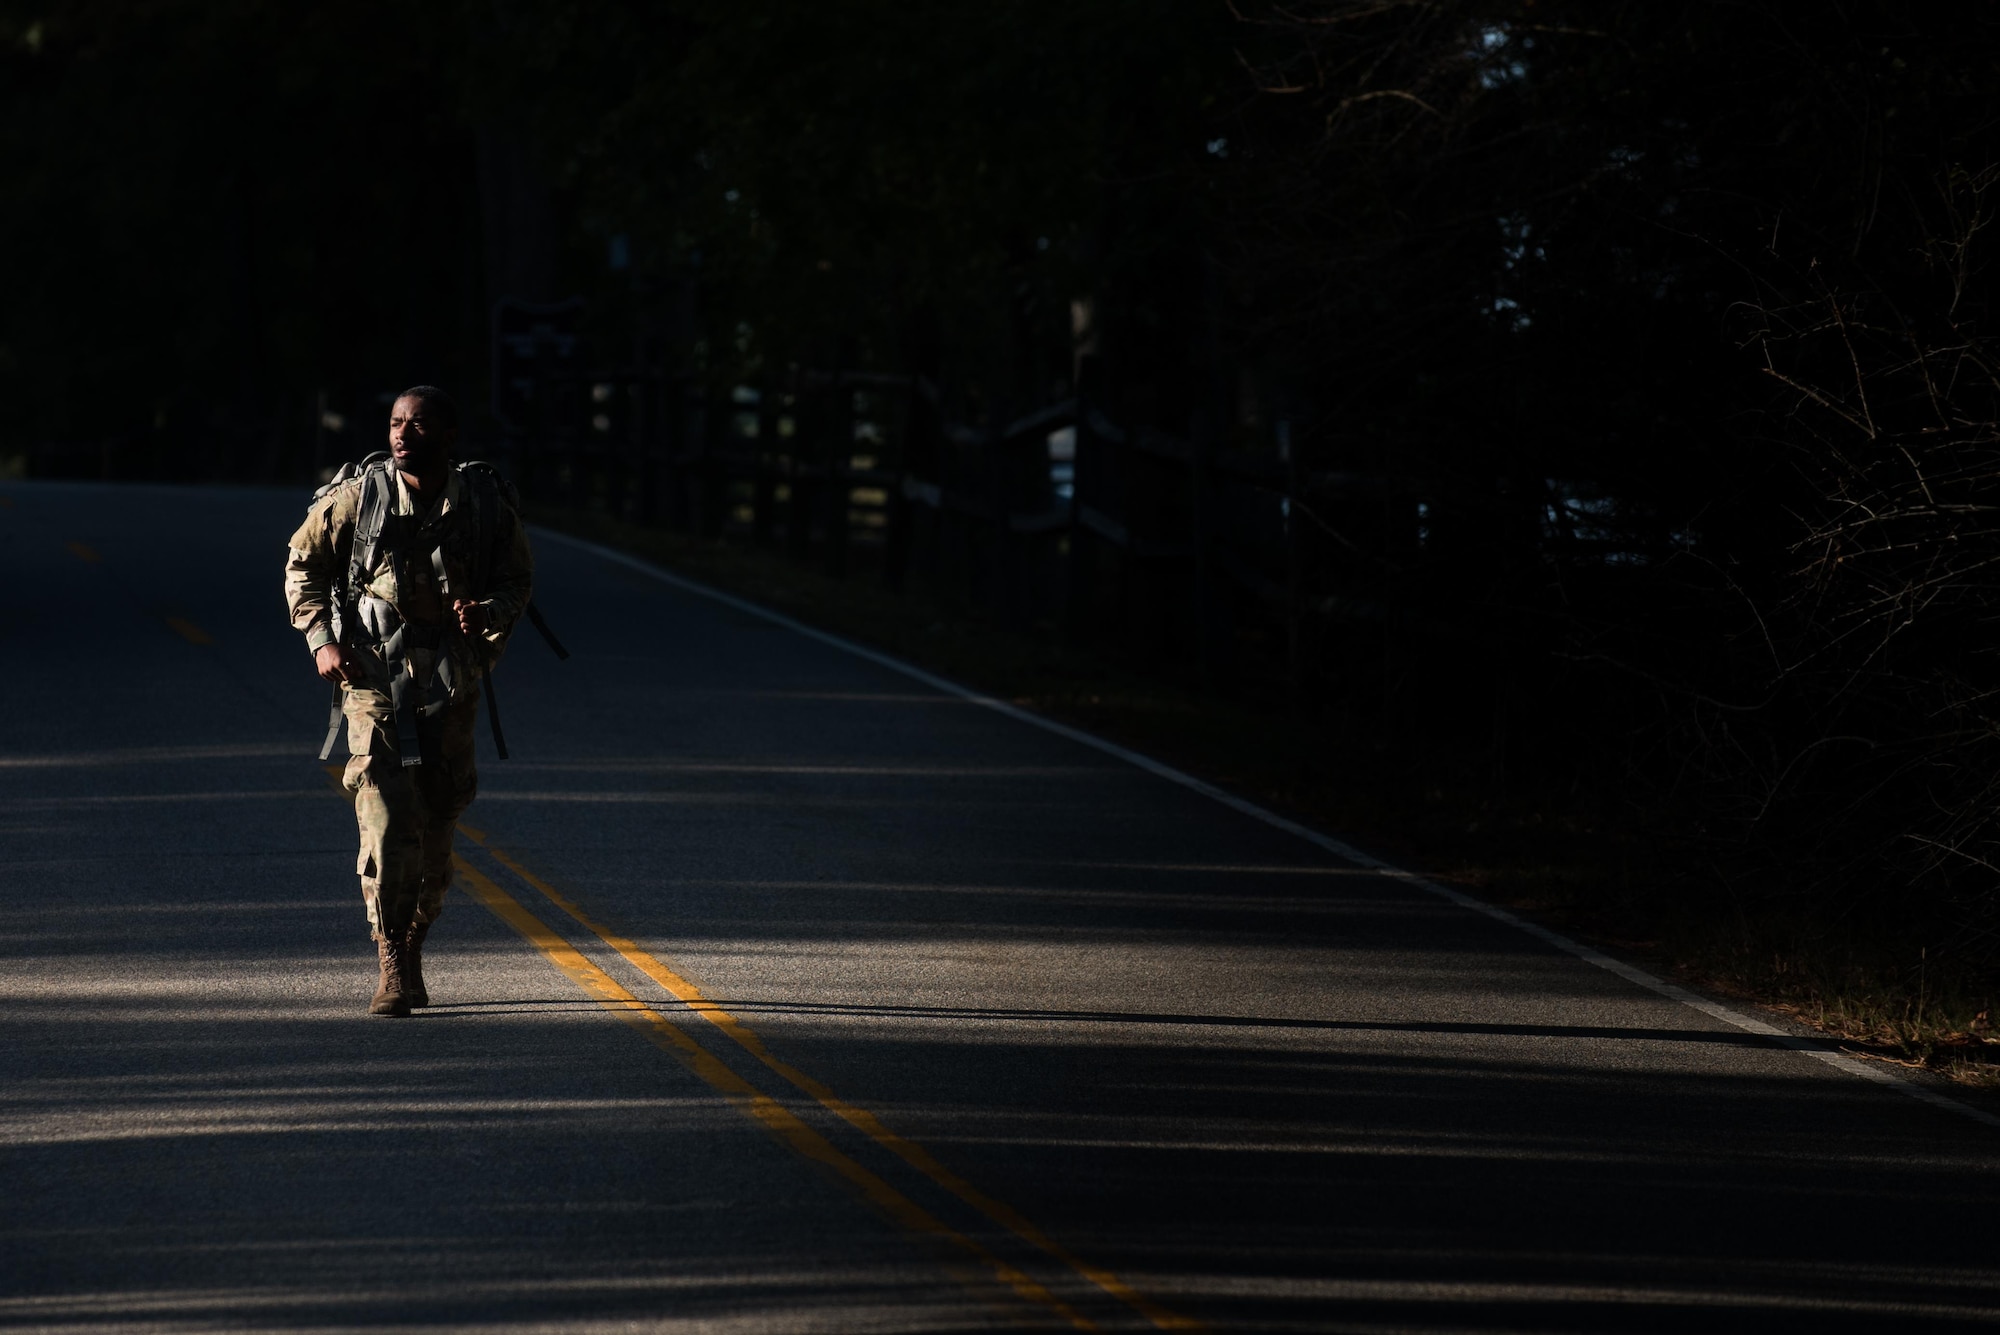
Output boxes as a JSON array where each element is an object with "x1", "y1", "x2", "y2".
[
  {"x1": 315, "y1": 643, "x2": 364, "y2": 683},
  {"x1": 454, "y1": 599, "x2": 489, "y2": 637}
]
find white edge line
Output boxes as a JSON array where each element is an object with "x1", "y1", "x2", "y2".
[{"x1": 534, "y1": 525, "x2": 2000, "y2": 1133}]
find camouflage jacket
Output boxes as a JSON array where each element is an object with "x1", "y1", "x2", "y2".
[{"x1": 284, "y1": 463, "x2": 534, "y2": 700}]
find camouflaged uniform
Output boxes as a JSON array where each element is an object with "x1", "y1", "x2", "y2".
[{"x1": 285, "y1": 464, "x2": 533, "y2": 940}]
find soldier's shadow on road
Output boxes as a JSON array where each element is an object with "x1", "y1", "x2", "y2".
[{"x1": 414, "y1": 999, "x2": 616, "y2": 1018}]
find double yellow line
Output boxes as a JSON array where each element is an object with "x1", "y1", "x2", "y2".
[{"x1": 451, "y1": 825, "x2": 1199, "y2": 1332}]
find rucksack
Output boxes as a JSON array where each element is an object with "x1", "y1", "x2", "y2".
[{"x1": 312, "y1": 453, "x2": 567, "y2": 764}]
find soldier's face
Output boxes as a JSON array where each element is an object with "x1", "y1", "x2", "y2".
[{"x1": 388, "y1": 396, "x2": 455, "y2": 477}]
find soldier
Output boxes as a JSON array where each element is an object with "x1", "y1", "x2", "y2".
[{"x1": 284, "y1": 386, "x2": 534, "y2": 1017}]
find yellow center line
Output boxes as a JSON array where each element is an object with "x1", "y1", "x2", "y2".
[
  {"x1": 320, "y1": 766, "x2": 1081, "y2": 1322},
  {"x1": 165, "y1": 617, "x2": 214, "y2": 646},
  {"x1": 451, "y1": 854, "x2": 1094, "y2": 1331},
  {"x1": 65, "y1": 541, "x2": 100, "y2": 563},
  {"x1": 456, "y1": 825, "x2": 1199, "y2": 1332}
]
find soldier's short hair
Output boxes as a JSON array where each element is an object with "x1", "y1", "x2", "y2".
[{"x1": 395, "y1": 385, "x2": 460, "y2": 429}]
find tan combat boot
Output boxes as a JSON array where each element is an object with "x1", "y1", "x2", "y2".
[
  {"x1": 403, "y1": 918, "x2": 431, "y2": 1008},
  {"x1": 371, "y1": 933, "x2": 412, "y2": 1017}
]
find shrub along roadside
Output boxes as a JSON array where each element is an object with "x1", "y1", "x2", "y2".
[{"x1": 531, "y1": 504, "x2": 2000, "y2": 1086}]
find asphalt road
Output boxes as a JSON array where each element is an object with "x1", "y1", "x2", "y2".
[{"x1": 4, "y1": 479, "x2": 2000, "y2": 1334}]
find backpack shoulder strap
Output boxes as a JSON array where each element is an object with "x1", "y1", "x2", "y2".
[
  {"x1": 350, "y1": 460, "x2": 395, "y2": 579},
  {"x1": 314, "y1": 457, "x2": 402, "y2": 764}
]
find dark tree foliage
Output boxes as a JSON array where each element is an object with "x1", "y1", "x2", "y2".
[
  {"x1": 1215, "y1": 1, "x2": 2000, "y2": 958},
  {"x1": 501, "y1": 0, "x2": 1232, "y2": 391},
  {"x1": 1747, "y1": 161, "x2": 2000, "y2": 952},
  {"x1": 0, "y1": 0, "x2": 1226, "y2": 454},
  {"x1": 0, "y1": 2, "x2": 485, "y2": 477}
]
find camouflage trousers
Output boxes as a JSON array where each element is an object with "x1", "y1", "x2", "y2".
[{"x1": 340, "y1": 682, "x2": 480, "y2": 940}]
